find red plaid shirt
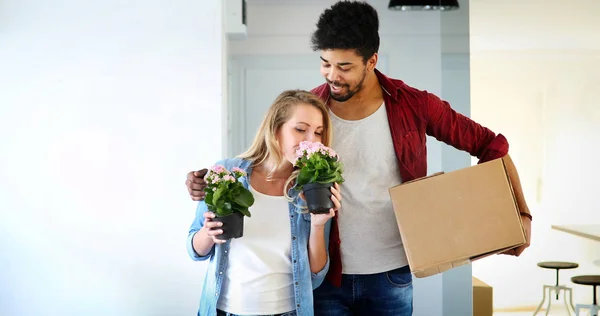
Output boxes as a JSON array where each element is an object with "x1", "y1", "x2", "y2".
[{"x1": 311, "y1": 69, "x2": 509, "y2": 287}]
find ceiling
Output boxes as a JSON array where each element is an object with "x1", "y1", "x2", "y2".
[{"x1": 248, "y1": 0, "x2": 352, "y2": 5}]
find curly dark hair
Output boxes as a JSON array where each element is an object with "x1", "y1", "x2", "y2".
[{"x1": 310, "y1": 1, "x2": 380, "y2": 62}]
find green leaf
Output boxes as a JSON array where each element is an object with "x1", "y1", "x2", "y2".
[
  {"x1": 213, "y1": 186, "x2": 225, "y2": 204},
  {"x1": 234, "y1": 189, "x2": 255, "y2": 208},
  {"x1": 216, "y1": 198, "x2": 225, "y2": 208},
  {"x1": 320, "y1": 174, "x2": 336, "y2": 183},
  {"x1": 229, "y1": 184, "x2": 239, "y2": 196},
  {"x1": 238, "y1": 207, "x2": 251, "y2": 217},
  {"x1": 221, "y1": 204, "x2": 233, "y2": 216},
  {"x1": 297, "y1": 168, "x2": 313, "y2": 186},
  {"x1": 311, "y1": 169, "x2": 319, "y2": 182},
  {"x1": 205, "y1": 191, "x2": 214, "y2": 205}
]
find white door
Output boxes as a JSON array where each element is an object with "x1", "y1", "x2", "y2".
[{"x1": 228, "y1": 54, "x2": 388, "y2": 156}]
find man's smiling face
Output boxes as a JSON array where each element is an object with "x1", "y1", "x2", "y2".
[{"x1": 319, "y1": 49, "x2": 369, "y2": 102}]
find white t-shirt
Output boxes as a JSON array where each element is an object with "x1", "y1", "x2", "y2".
[
  {"x1": 216, "y1": 185, "x2": 295, "y2": 315},
  {"x1": 330, "y1": 102, "x2": 408, "y2": 274}
]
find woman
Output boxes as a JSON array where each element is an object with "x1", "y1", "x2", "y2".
[{"x1": 187, "y1": 90, "x2": 342, "y2": 316}]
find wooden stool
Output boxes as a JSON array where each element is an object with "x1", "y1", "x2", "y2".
[
  {"x1": 571, "y1": 275, "x2": 600, "y2": 316},
  {"x1": 533, "y1": 261, "x2": 579, "y2": 316}
]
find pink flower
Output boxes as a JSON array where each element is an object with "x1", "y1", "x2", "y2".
[
  {"x1": 232, "y1": 167, "x2": 246, "y2": 177},
  {"x1": 211, "y1": 164, "x2": 227, "y2": 174},
  {"x1": 222, "y1": 175, "x2": 236, "y2": 183},
  {"x1": 295, "y1": 141, "x2": 338, "y2": 161},
  {"x1": 206, "y1": 164, "x2": 243, "y2": 185}
]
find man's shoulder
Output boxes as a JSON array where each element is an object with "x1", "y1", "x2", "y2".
[
  {"x1": 310, "y1": 83, "x2": 329, "y2": 101},
  {"x1": 382, "y1": 74, "x2": 430, "y2": 97},
  {"x1": 374, "y1": 70, "x2": 432, "y2": 102}
]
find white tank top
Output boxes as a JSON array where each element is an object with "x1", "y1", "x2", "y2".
[
  {"x1": 329, "y1": 102, "x2": 408, "y2": 274},
  {"x1": 216, "y1": 185, "x2": 295, "y2": 314}
]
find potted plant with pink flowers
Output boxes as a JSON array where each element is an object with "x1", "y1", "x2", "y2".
[
  {"x1": 293, "y1": 141, "x2": 344, "y2": 214},
  {"x1": 204, "y1": 165, "x2": 254, "y2": 240}
]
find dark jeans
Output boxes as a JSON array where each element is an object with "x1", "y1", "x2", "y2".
[
  {"x1": 216, "y1": 310, "x2": 296, "y2": 316},
  {"x1": 313, "y1": 265, "x2": 413, "y2": 316}
]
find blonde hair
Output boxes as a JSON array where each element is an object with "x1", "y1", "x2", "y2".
[{"x1": 237, "y1": 89, "x2": 332, "y2": 198}]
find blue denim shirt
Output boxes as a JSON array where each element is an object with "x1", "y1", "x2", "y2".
[{"x1": 187, "y1": 158, "x2": 331, "y2": 316}]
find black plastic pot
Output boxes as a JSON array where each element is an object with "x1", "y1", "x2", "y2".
[
  {"x1": 211, "y1": 212, "x2": 244, "y2": 240},
  {"x1": 302, "y1": 182, "x2": 334, "y2": 214}
]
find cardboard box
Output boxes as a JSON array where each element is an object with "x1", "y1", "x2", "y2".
[
  {"x1": 473, "y1": 277, "x2": 493, "y2": 316},
  {"x1": 388, "y1": 157, "x2": 526, "y2": 278}
]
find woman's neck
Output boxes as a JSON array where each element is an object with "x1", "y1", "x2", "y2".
[
  {"x1": 250, "y1": 161, "x2": 293, "y2": 196},
  {"x1": 255, "y1": 161, "x2": 293, "y2": 180}
]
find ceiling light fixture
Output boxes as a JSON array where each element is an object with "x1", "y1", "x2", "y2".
[{"x1": 388, "y1": 0, "x2": 460, "y2": 11}]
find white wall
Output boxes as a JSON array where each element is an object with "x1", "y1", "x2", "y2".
[
  {"x1": 0, "y1": 0, "x2": 225, "y2": 315},
  {"x1": 470, "y1": 0, "x2": 600, "y2": 311}
]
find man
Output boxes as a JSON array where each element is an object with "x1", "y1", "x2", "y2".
[{"x1": 186, "y1": 1, "x2": 532, "y2": 315}]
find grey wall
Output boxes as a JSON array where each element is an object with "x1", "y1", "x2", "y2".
[
  {"x1": 441, "y1": 53, "x2": 473, "y2": 316},
  {"x1": 441, "y1": 0, "x2": 473, "y2": 314}
]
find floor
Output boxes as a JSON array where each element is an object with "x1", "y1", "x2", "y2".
[
  {"x1": 494, "y1": 314, "x2": 594, "y2": 316},
  {"x1": 494, "y1": 313, "x2": 566, "y2": 316},
  {"x1": 494, "y1": 306, "x2": 594, "y2": 316}
]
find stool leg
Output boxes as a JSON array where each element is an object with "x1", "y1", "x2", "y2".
[
  {"x1": 545, "y1": 287, "x2": 553, "y2": 316},
  {"x1": 594, "y1": 285, "x2": 598, "y2": 316},
  {"x1": 569, "y1": 287, "x2": 577, "y2": 314},
  {"x1": 564, "y1": 288, "x2": 575, "y2": 316},
  {"x1": 556, "y1": 269, "x2": 560, "y2": 300},
  {"x1": 534, "y1": 286, "x2": 548, "y2": 316},
  {"x1": 574, "y1": 305, "x2": 580, "y2": 316}
]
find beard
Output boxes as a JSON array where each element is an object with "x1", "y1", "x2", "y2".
[{"x1": 327, "y1": 70, "x2": 367, "y2": 102}]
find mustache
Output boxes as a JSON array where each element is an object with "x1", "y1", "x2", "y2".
[{"x1": 326, "y1": 80, "x2": 349, "y2": 88}]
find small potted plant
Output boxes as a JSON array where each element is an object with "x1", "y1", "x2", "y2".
[
  {"x1": 204, "y1": 165, "x2": 254, "y2": 240},
  {"x1": 293, "y1": 141, "x2": 344, "y2": 214}
]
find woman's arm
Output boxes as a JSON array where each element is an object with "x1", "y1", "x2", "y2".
[
  {"x1": 187, "y1": 201, "x2": 226, "y2": 261},
  {"x1": 308, "y1": 222, "x2": 329, "y2": 273},
  {"x1": 192, "y1": 226, "x2": 216, "y2": 257},
  {"x1": 307, "y1": 183, "x2": 341, "y2": 277},
  {"x1": 191, "y1": 211, "x2": 226, "y2": 257}
]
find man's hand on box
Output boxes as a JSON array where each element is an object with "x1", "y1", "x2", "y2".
[
  {"x1": 500, "y1": 214, "x2": 531, "y2": 256},
  {"x1": 514, "y1": 215, "x2": 532, "y2": 256}
]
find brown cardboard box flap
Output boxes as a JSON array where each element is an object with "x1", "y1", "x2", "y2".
[
  {"x1": 402, "y1": 171, "x2": 445, "y2": 185},
  {"x1": 389, "y1": 158, "x2": 526, "y2": 278},
  {"x1": 412, "y1": 244, "x2": 518, "y2": 278},
  {"x1": 413, "y1": 259, "x2": 471, "y2": 278}
]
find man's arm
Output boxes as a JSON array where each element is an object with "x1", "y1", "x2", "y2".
[
  {"x1": 424, "y1": 93, "x2": 507, "y2": 162},
  {"x1": 186, "y1": 169, "x2": 208, "y2": 201},
  {"x1": 423, "y1": 92, "x2": 532, "y2": 255},
  {"x1": 423, "y1": 93, "x2": 531, "y2": 216}
]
